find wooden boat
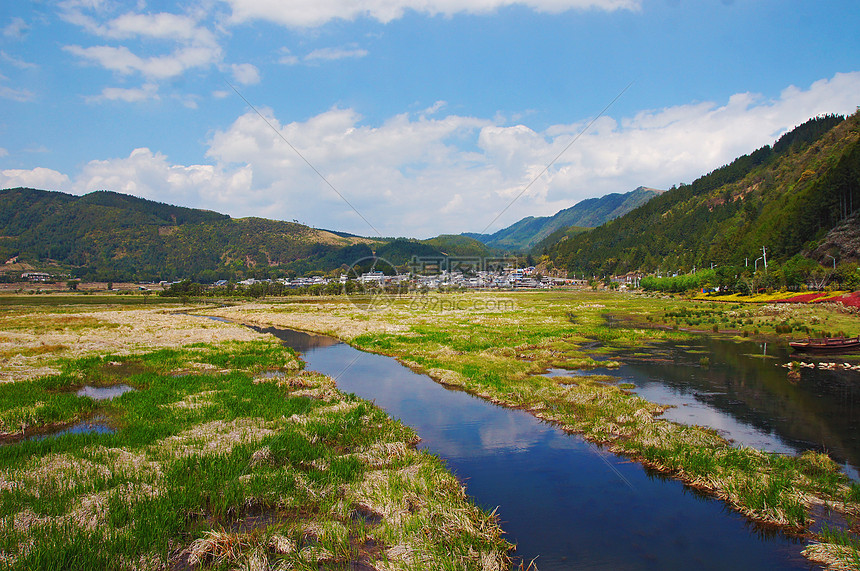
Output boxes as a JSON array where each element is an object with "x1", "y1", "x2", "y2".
[{"x1": 789, "y1": 336, "x2": 860, "y2": 354}]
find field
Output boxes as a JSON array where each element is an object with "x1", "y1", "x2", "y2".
[
  {"x1": 0, "y1": 296, "x2": 509, "y2": 570},
  {"x1": 198, "y1": 289, "x2": 860, "y2": 569}
]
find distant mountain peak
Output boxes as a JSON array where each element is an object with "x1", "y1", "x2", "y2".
[{"x1": 464, "y1": 186, "x2": 664, "y2": 251}]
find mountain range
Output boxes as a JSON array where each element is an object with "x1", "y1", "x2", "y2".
[
  {"x1": 463, "y1": 186, "x2": 663, "y2": 251},
  {"x1": 1, "y1": 111, "x2": 857, "y2": 283},
  {"x1": 545, "y1": 112, "x2": 859, "y2": 276},
  {"x1": 0, "y1": 188, "x2": 500, "y2": 282}
]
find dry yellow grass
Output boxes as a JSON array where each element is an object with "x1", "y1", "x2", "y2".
[
  {"x1": 0, "y1": 306, "x2": 265, "y2": 383},
  {"x1": 199, "y1": 302, "x2": 410, "y2": 340}
]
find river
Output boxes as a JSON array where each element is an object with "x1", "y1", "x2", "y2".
[
  {"x1": 258, "y1": 326, "x2": 817, "y2": 570},
  {"x1": 616, "y1": 336, "x2": 860, "y2": 481}
]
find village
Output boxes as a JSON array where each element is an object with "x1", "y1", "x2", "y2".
[{"x1": 226, "y1": 265, "x2": 590, "y2": 290}]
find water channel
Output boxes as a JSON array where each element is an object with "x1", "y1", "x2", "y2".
[
  {"x1": 618, "y1": 337, "x2": 860, "y2": 481},
  {"x1": 258, "y1": 326, "x2": 817, "y2": 570}
]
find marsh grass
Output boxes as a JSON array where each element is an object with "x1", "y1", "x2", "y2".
[
  {"x1": 203, "y1": 291, "x2": 860, "y2": 569},
  {"x1": 0, "y1": 313, "x2": 509, "y2": 570},
  {"x1": 0, "y1": 300, "x2": 268, "y2": 384},
  {"x1": 803, "y1": 524, "x2": 860, "y2": 570}
]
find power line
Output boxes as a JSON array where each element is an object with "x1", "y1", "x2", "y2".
[
  {"x1": 224, "y1": 79, "x2": 383, "y2": 237},
  {"x1": 479, "y1": 81, "x2": 634, "y2": 235}
]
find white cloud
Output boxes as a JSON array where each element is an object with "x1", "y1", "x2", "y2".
[
  {"x1": 65, "y1": 43, "x2": 221, "y2": 80},
  {"x1": 98, "y1": 12, "x2": 217, "y2": 45},
  {"x1": 6, "y1": 71, "x2": 860, "y2": 237},
  {"x1": 60, "y1": 5, "x2": 216, "y2": 45},
  {"x1": 222, "y1": 0, "x2": 640, "y2": 27},
  {"x1": 277, "y1": 46, "x2": 368, "y2": 66},
  {"x1": 184, "y1": 107, "x2": 496, "y2": 232},
  {"x1": 229, "y1": 63, "x2": 260, "y2": 85},
  {"x1": 0, "y1": 51, "x2": 37, "y2": 70},
  {"x1": 277, "y1": 48, "x2": 300, "y2": 66},
  {"x1": 71, "y1": 148, "x2": 252, "y2": 208},
  {"x1": 2, "y1": 17, "x2": 30, "y2": 39},
  {"x1": 174, "y1": 93, "x2": 201, "y2": 109},
  {"x1": 86, "y1": 82, "x2": 159, "y2": 103},
  {"x1": 0, "y1": 167, "x2": 70, "y2": 190},
  {"x1": 304, "y1": 46, "x2": 369, "y2": 62},
  {"x1": 0, "y1": 84, "x2": 34, "y2": 102},
  {"x1": 0, "y1": 148, "x2": 7, "y2": 158},
  {"x1": 422, "y1": 101, "x2": 447, "y2": 116},
  {"x1": 62, "y1": 10, "x2": 222, "y2": 81}
]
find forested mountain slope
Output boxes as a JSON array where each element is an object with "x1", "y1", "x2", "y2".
[
  {"x1": 0, "y1": 188, "x2": 496, "y2": 282},
  {"x1": 545, "y1": 113, "x2": 858, "y2": 276},
  {"x1": 464, "y1": 186, "x2": 662, "y2": 251},
  {"x1": 0, "y1": 188, "x2": 382, "y2": 282}
]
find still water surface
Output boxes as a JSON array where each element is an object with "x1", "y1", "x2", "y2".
[
  {"x1": 614, "y1": 337, "x2": 860, "y2": 481},
  {"x1": 260, "y1": 326, "x2": 815, "y2": 570}
]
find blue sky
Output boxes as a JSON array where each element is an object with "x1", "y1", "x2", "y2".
[{"x1": 1, "y1": 0, "x2": 858, "y2": 237}]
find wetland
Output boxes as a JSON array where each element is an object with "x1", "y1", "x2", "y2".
[
  {"x1": 203, "y1": 290, "x2": 860, "y2": 569},
  {"x1": 0, "y1": 296, "x2": 509, "y2": 569},
  {"x1": 267, "y1": 326, "x2": 817, "y2": 569},
  {"x1": 1, "y1": 290, "x2": 859, "y2": 569}
]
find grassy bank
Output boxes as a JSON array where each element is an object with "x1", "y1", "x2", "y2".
[
  {"x1": 0, "y1": 300, "x2": 510, "y2": 570},
  {"x1": 201, "y1": 290, "x2": 860, "y2": 569}
]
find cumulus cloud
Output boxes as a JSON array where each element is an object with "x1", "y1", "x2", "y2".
[
  {"x1": 222, "y1": 0, "x2": 641, "y2": 27},
  {"x1": 5, "y1": 71, "x2": 859, "y2": 237},
  {"x1": 0, "y1": 167, "x2": 70, "y2": 190},
  {"x1": 71, "y1": 148, "x2": 253, "y2": 208}
]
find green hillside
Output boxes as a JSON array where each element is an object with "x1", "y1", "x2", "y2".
[
  {"x1": 0, "y1": 189, "x2": 503, "y2": 283},
  {"x1": 545, "y1": 113, "x2": 858, "y2": 278},
  {"x1": 5, "y1": 111, "x2": 856, "y2": 286},
  {"x1": 465, "y1": 186, "x2": 662, "y2": 251},
  {"x1": 0, "y1": 188, "x2": 386, "y2": 282},
  {"x1": 423, "y1": 234, "x2": 492, "y2": 257}
]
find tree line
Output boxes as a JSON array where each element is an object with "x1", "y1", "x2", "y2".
[{"x1": 545, "y1": 113, "x2": 859, "y2": 278}]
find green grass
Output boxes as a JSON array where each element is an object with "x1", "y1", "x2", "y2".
[
  {"x1": 0, "y1": 294, "x2": 183, "y2": 309},
  {"x1": 0, "y1": 336, "x2": 510, "y2": 570}
]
